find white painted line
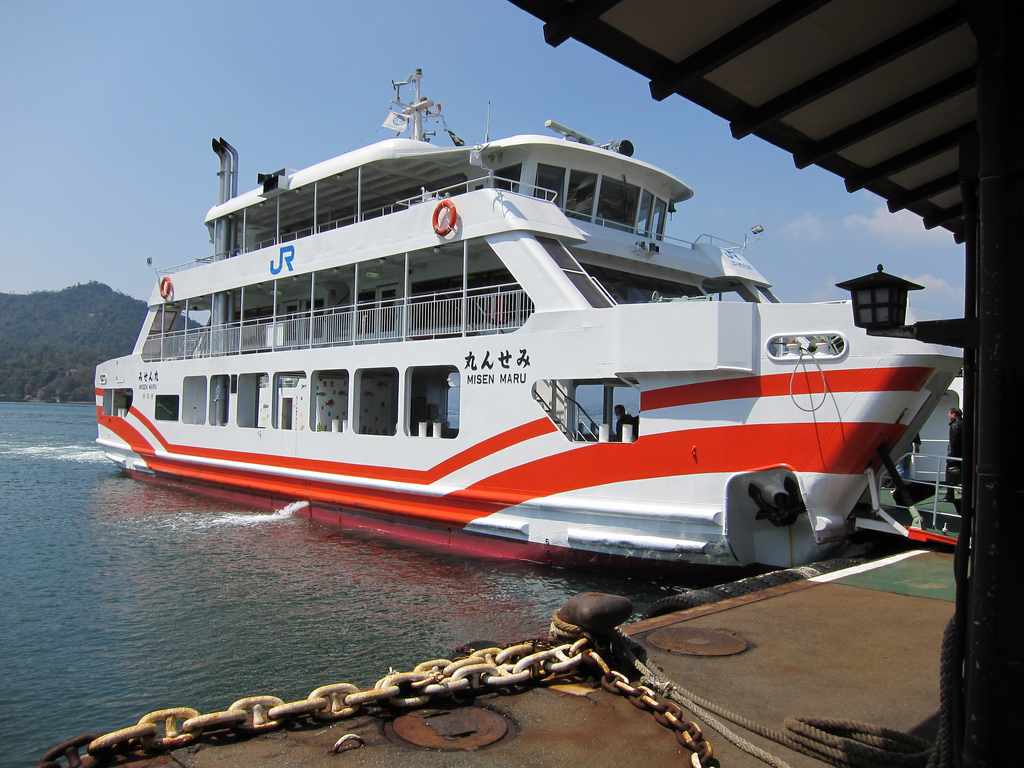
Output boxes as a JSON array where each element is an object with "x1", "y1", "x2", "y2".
[{"x1": 808, "y1": 550, "x2": 927, "y2": 583}]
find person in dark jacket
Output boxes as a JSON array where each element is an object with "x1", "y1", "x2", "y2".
[
  {"x1": 944, "y1": 407, "x2": 963, "y2": 501},
  {"x1": 613, "y1": 404, "x2": 639, "y2": 442}
]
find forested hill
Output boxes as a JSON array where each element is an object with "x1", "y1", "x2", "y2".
[{"x1": 0, "y1": 282, "x2": 147, "y2": 402}]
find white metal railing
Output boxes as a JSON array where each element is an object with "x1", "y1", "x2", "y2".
[
  {"x1": 159, "y1": 175, "x2": 555, "y2": 272},
  {"x1": 883, "y1": 450, "x2": 962, "y2": 531},
  {"x1": 141, "y1": 286, "x2": 533, "y2": 362}
]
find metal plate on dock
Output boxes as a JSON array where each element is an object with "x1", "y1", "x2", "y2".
[
  {"x1": 645, "y1": 627, "x2": 748, "y2": 656},
  {"x1": 388, "y1": 706, "x2": 511, "y2": 750}
]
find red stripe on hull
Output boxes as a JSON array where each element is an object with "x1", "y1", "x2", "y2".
[
  {"x1": 113, "y1": 417, "x2": 905, "y2": 536},
  {"x1": 116, "y1": 410, "x2": 556, "y2": 485},
  {"x1": 642, "y1": 366, "x2": 934, "y2": 412},
  {"x1": 451, "y1": 420, "x2": 905, "y2": 507}
]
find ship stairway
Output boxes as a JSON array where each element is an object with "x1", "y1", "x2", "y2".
[
  {"x1": 531, "y1": 379, "x2": 602, "y2": 442},
  {"x1": 852, "y1": 456, "x2": 960, "y2": 548}
]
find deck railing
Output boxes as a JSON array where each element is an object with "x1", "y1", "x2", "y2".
[
  {"x1": 141, "y1": 285, "x2": 533, "y2": 362},
  {"x1": 883, "y1": 450, "x2": 963, "y2": 532}
]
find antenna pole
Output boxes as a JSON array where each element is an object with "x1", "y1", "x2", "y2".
[{"x1": 411, "y1": 68, "x2": 423, "y2": 142}]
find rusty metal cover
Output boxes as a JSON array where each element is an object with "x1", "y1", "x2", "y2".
[
  {"x1": 645, "y1": 627, "x2": 749, "y2": 656},
  {"x1": 389, "y1": 707, "x2": 510, "y2": 750}
]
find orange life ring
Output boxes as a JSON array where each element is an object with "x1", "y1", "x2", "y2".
[
  {"x1": 159, "y1": 275, "x2": 173, "y2": 300},
  {"x1": 432, "y1": 199, "x2": 457, "y2": 236}
]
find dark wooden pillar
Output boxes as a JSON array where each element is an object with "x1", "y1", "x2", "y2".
[{"x1": 961, "y1": 1, "x2": 1024, "y2": 765}]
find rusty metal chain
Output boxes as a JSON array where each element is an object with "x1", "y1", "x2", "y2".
[
  {"x1": 582, "y1": 647, "x2": 715, "y2": 768},
  {"x1": 38, "y1": 637, "x2": 590, "y2": 767}
]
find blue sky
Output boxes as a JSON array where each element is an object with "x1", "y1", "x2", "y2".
[{"x1": 1, "y1": 0, "x2": 965, "y2": 318}]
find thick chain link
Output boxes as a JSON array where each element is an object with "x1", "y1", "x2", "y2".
[
  {"x1": 39, "y1": 639, "x2": 587, "y2": 766},
  {"x1": 583, "y1": 648, "x2": 716, "y2": 768},
  {"x1": 39, "y1": 635, "x2": 713, "y2": 768}
]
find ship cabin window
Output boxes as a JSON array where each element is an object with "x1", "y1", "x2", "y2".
[
  {"x1": 407, "y1": 366, "x2": 460, "y2": 439},
  {"x1": 237, "y1": 373, "x2": 270, "y2": 428},
  {"x1": 596, "y1": 177, "x2": 640, "y2": 232},
  {"x1": 273, "y1": 371, "x2": 307, "y2": 430},
  {"x1": 209, "y1": 374, "x2": 230, "y2": 426},
  {"x1": 155, "y1": 394, "x2": 179, "y2": 421},
  {"x1": 102, "y1": 388, "x2": 134, "y2": 417},
  {"x1": 637, "y1": 190, "x2": 668, "y2": 240},
  {"x1": 142, "y1": 305, "x2": 182, "y2": 361},
  {"x1": 533, "y1": 164, "x2": 668, "y2": 239},
  {"x1": 565, "y1": 170, "x2": 597, "y2": 221},
  {"x1": 182, "y1": 376, "x2": 207, "y2": 425},
  {"x1": 585, "y1": 264, "x2": 703, "y2": 305},
  {"x1": 533, "y1": 379, "x2": 640, "y2": 443},
  {"x1": 535, "y1": 164, "x2": 566, "y2": 202},
  {"x1": 312, "y1": 370, "x2": 349, "y2": 432},
  {"x1": 494, "y1": 164, "x2": 522, "y2": 192},
  {"x1": 356, "y1": 368, "x2": 399, "y2": 435}
]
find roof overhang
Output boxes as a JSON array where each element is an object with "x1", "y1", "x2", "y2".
[{"x1": 510, "y1": 0, "x2": 974, "y2": 243}]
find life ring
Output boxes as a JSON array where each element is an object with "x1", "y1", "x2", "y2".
[
  {"x1": 432, "y1": 199, "x2": 457, "y2": 236},
  {"x1": 159, "y1": 276, "x2": 174, "y2": 300}
]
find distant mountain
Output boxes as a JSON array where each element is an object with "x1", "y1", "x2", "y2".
[{"x1": 0, "y1": 282, "x2": 147, "y2": 402}]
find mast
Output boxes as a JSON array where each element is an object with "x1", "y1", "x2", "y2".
[{"x1": 391, "y1": 68, "x2": 439, "y2": 143}]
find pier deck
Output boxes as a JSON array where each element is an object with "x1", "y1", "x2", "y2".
[{"x1": 103, "y1": 550, "x2": 955, "y2": 768}]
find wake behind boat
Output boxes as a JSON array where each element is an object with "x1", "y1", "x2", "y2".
[{"x1": 95, "y1": 70, "x2": 960, "y2": 574}]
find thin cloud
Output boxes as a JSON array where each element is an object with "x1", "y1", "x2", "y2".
[
  {"x1": 842, "y1": 204, "x2": 950, "y2": 246},
  {"x1": 905, "y1": 273, "x2": 964, "y2": 319},
  {"x1": 779, "y1": 212, "x2": 829, "y2": 242}
]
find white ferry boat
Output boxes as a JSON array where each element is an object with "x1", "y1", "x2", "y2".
[{"x1": 95, "y1": 71, "x2": 960, "y2": 574}]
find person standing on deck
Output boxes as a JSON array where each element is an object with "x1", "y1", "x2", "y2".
[
  {"x1": 944, "y1": 407, "x2": 963, "y2": 501},
  {"x1": 614, "y1": 405, "x2": 638, "y2": 443}
]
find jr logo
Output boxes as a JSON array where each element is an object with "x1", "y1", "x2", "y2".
[{"x1": 270, "y1": 245, "x2": 295, "y2": 275}]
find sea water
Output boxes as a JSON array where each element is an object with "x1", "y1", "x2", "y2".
[{"x1": 0, "y1": 402, "x2": 679, "y2": 768}]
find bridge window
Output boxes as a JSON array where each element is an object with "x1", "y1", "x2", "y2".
[
  {"x1": 565, "y1": 170, "x2": 597, "y2": 221},
  {"x1": 535, "y1": 164, "x2": 566, "y2": 201},
  {"x1": 596, "y1": 177, "x2": 639, "y2": 232}
]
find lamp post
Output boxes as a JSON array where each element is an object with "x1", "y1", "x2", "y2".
[{"x1": 835, "y1": 265, "x2": 977, "y2": 348}]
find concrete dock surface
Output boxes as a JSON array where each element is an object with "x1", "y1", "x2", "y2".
[{"x1": 65, "y1": 550, "x2": 954, "y2": 768}]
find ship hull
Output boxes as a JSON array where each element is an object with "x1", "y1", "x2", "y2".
[{"x1": 97, "y1": 298, "x2": 959, "y2": 575}]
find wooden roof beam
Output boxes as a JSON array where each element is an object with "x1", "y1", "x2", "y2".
[
  {"x1": 923, "y1": 202, "x2": 964, "y2": 230},
  {"x1": 887, "y1": 171, "x2": 961, "y2": 213},
  {"x1": 542, "y1": 0, "x2": 624, "y2": 47},
  {"x1": 731, "y1": 6, "x2": 966, "y2": 139},
  {"x1": 648, "y1": 0, "x2": 831, "y2": 102},
  {"x1": 794, "y1": 68, "x2": 975, "y2": 169},
  {"x1": 844, "y1": 123, "x2": 973, "y2": 192}
]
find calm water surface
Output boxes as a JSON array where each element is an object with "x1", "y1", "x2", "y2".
[{"x1": 0, "y1": 402, "x2": 681, "y2": 768}]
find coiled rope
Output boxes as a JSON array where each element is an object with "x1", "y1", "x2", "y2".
[{"x1": 602, "y1": 618, "x2": 958, "y2": 768}]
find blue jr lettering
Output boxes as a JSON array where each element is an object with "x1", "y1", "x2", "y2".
[{"x1": 270, "y1": 245, "x2": 295, "y2": 275}]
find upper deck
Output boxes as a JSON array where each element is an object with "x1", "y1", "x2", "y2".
[{"x1": 199, "y1": 134, "x2": 695, "y2": 262}]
